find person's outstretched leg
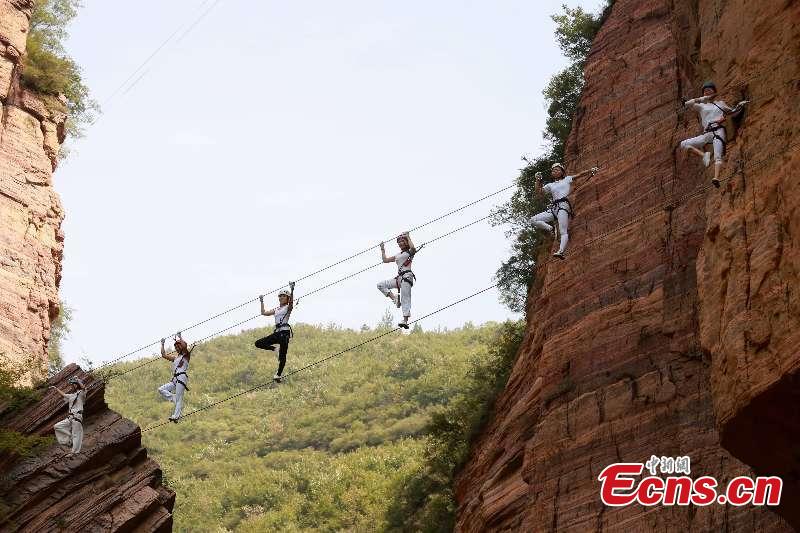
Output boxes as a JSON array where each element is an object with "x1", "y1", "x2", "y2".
[
  {"x1": 680, "y1": 133, "x2": 713, "y2": 166},
  {"x1": 255, "y1": 332, "x2": 280, "y2": 351},
  {"x1": 399, "y1": 280, "x2": 412, "y2": 327},
  {"x1": 54, "y1": 417, "x2": 72, "y2": 446},
  {"x1": 554, "y1": 210, "x2": 570, "y2": 259},
  {"x1": 70, "y1": 419, "x2": 83, "y2": 453},
  {"x1": 275, "y1": 334, "x2": 289, "y2": 380},
  {"x1": 171, "y1": 382, "x2": 186, "y2": 420},
  {"x1": 377, "y1": 279, "x2": 400, "y2": 307},
  {"x1": 531, "y1": 211, "x2": 555, "y2": 235},
  {"x1": 159, "y1": 382, "x2": 175, "y2": 402},
  {"x1": 711, "y1": 132, "x2": 726, "y2": 187}
]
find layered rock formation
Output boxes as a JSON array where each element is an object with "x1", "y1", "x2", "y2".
[
  {"x1": 0, "y1": 364, "x2": 175, "y2": 531},
  {"x1": 0, "y1": 0, "x2": 66, "y2": 381},
  {"x1": 456, "y1": 0, "x2": 799, "y2": 530}
]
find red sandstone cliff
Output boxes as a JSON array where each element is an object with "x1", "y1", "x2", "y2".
[
  {"x1": 0, "y1": 0, "x2": 65, "y2": 381},
  {"x1": 456, "y1": 0, "x2": 800, "y2": 530},
  {"x1": 0, "y1": 364, "x2": 175, "y2": 532}
]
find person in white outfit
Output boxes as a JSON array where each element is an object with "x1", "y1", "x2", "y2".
[
  {"x1": 680, "y1": 80, "x2": 749, "y2": 187},
  {"x1": 158, "y1": 332, "x2": 194, "y2": 423},
  {"x1": 530, "y1": 163, "x2": 599, "y2": 259},
  {"x1": 378, "y1": 232, "x2": 419, "y2": 329},
  {"x1": 256, "y1": 282, "x2": 297, "y2": 383},
  {"x1": 51, "y1": 377, "x2": 87, "y2": 456}
]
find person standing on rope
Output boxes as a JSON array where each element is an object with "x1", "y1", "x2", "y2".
[
  {"x1": 530, "y1": 163, "x2": 599, "y2": 259},
  {"x1": 158, "y1": 332, "x2": 194, "y2": 423},
  {"x1": 51, "y1": 377, "x2": 87, "y2": 456},
  {"x1": 256, "y1": 282, "x2": 296, "y2": 382},
  {"x1": 680, "y1": 80, "x2": 749, "y2": 187},
  {"x1": 378, "y1": 232, "x2": 419, "y2": 329}
]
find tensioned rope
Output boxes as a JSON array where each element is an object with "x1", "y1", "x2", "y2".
[
  {"x1": 91, "y1": 60, "x2": 797, "y2": 385},
  {"x1": 94, "y1": 212, "x2": 496, "y2": 384},
  {"x1": 90, "y1": 51, "x2": 797, "y2": 369},
  {"x1": 91, "y1": 0, "x2": 223, "y2": 125},
  {"x1": 97, "y1": 94, "x2": 799, "y2": 383},
  {"x1": 96, "y1": 184, "x2": 514, "y2": 372},
  {"x1": 140, "y1": 283, "x2": 499, "y2": 432},
  {"x1": 105, "y1": 134, "x2": 798, "y2": 389}
]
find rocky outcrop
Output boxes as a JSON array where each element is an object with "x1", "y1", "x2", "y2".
[
  {"x1": 0, "y1": 364, "x2": 175, "y2": 532},
  {"x1": 456, "y1": 0, "x2": 799, "y2": 530},
  {"x1": 0, "y1": 0, "x2": 66, "y2": 381}
]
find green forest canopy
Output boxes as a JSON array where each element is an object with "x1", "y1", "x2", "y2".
[{"x1": 105, "y1": 320, "x2": 521, "y2": 532}]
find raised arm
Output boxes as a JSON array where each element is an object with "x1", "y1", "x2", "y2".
[
  {"x1": 160, "y1": 338, "x2": 176, "y2": 362},
  {"x1": 574, "y1": 166, "x2": 599, "y2": 181},
  {"x1": 380, "y1": 242, "x2": 395, "y2": 263},
  {"x1": 684, "y1": 94, "x2": 711, "y2": 109},
  {"x1": 287, "y1": 282, "x2": 296, "y2": 313},
  {"x1": 259, "y1": 295, "x2": 275, "y2": 316},
  {"x1": 49, "y1": 385, "x2": 67, "y2": 398},
  {"x1": 721, "y1": 99, "x2": 749, "y2": 116},
  {"x1": 403, "y1": 232, "x2": 416, "y2": 254}
]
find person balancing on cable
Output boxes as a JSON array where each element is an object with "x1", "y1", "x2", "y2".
[
  {"x1": 680, "y1": 80, "x2": 749, "y2": 187},
  {"x1": 158, "y1": 332, "x2": 195, "y2": 423},
  {"x1": 51, "y1": 376, "x2": 87, "y2": 457},
  {"x1": 378, "y1": 232, "x2": 420, "y2": 329},
  {"x1": 530, "y1": 163, "x2": 598, "y2": 259},
  {"x1": 256, "y1": 282, "x2": 297, "y2": 382}
]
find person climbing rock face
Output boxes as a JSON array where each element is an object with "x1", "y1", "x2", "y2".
[
  {"x1": 680, "y1": 80, "x2": 749, "y2": 187},
  {"x1": 158, "y1": 332, "x2": 194, "y2": 423},
  {"x1": 51, "y1": 376, "x2": 87, "y2": 456},
  {"x1": 530, "y1": 163, "x2": 599, "y2": 259},
  {"x1": 377, "y1": 232, "x2": 418, "y2": 329},
  {"x1": 255, "y1": 282, "x2": 297, "y2": 383}
]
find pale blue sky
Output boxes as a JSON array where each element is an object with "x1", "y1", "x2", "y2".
[{"x1": 56, "y1": 0, "x2": 605, "y2": 366}]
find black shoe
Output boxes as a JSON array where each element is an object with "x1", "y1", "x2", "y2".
[
  {"x1": 398, "y1": 322, "x2": 410, "y2": 329},
  {"x1": 273, "y1": 373, "x2": 283, "y2": 383},
  {"x1": 711, "y1": 178, "x2": 720, "y2": 188},
  {"x1": 553, "y1": 251, "x2": 566, "y2": 260},
  {"x1": 168, "y1": 417, "x2": 179, "y2": 423}
]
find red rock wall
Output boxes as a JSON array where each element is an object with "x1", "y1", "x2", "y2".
[
  {"x1": 455, "y1": 0, "x2": 799, "y2": 530},
  {"x1": 0, "y1": 364, "x2": 175, "y2": 532},
  {"x1": 0, "y1": 0, "x2": 66, "y2": 381},
  {"x1": 693, "y1": 0, "x2": 800, "y2": 527}
]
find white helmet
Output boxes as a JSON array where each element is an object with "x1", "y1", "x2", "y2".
[
  {"x1": 278, "y1": 289, "x2": 291, "y2": 297},
  {"x1": 551, "y1": 162, "x2": 565, "y2": 172}
]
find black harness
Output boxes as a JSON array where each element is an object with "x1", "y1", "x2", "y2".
[
  {"x1": 274, "y1": 304, "x2": 294, "y2": 338},
  {"x1": 172, "y1": 370, "x2": 189, "y2": 391},
  {"x1": 395, "y1": 248, "x2": 418, "y2": 289},
  {"x1": 549, "y1": 197, "x2": 574, "y2": 219}
]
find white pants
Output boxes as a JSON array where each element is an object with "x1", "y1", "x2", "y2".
[
  {"x1": 680, "y1": 128, "x2": 725, "y2": 163},
  {"x1": 377, "y1": 276, "x2": 412, "y2": 317},
  {"x1": 54, "y1": 416, "x2": 83, "y2": 453},
  {"x1": 531, "y1": 209, "x2": 570, "y2": 254},
  {"x1": 159, "y1": 380, "x2": 186, "y2": 419}
]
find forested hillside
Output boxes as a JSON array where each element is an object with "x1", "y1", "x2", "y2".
[{"x1": 105, "y1": 321, "x2": 514, "y2": 531}]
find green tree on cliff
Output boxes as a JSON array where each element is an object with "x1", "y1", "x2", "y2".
[
  {"x1": 22, "y1": 0, "x2": 96, "y2": 139},
  {"x1": 492, "y1": 2, "x2": 613, "y2": 313}
]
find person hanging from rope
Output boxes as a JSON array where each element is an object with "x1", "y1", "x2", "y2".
[
  {"x1": 680, "y1": 80, "x2": 749, "y2": 187},
  {"x1": 256, "y1": 282, "x2": 297, "y2": 383},
  {"x1": 530, "y1": 163, "x2": 599, "y2": 259},
  {"x1": 158, "y1": 332, "x2": 195, "y2": 423},
  {"x1": 378, "y1": 232, "x2": 420, "y2": 329},
  {"x1": 50, "y1": 377, "x2": 87, "y2": 457}
]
